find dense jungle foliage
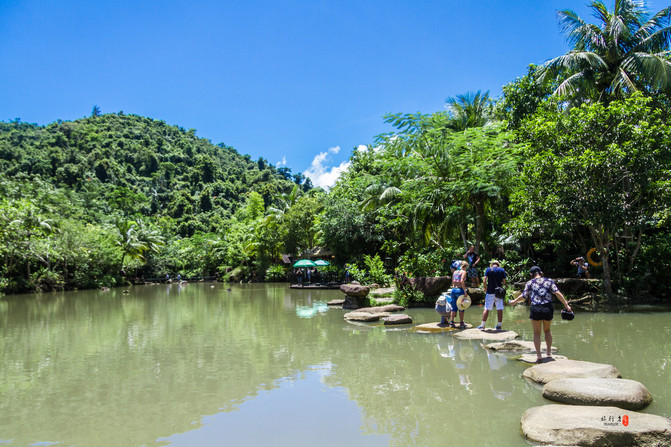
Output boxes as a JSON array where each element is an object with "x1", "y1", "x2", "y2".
[
  {"x1": 2, "y1": 1, "x2": 671, "y2": 302},
  {"x1": 0, "y1": 113, "x2": 319, "y2": 293}
]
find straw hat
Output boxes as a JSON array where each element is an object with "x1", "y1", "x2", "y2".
[{"x1": 456, "y1": 295, "x2": 471, "y2": 311}]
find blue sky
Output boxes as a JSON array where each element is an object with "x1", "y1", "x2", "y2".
[{"x1": 1, "y1": 1, "x2": 661, "y2": 188}]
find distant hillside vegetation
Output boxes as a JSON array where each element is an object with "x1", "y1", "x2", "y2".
[{"x1": 0, "y1": 113, "x2": 308, "y2": 235}]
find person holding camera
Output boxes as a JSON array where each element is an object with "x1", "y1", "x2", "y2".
[
  {"x1": 570, "y1": 256, "x2": 590, "y2": 278},
  {"x1": 478, "y1": 260, "x2": 507, "y2": 331}
]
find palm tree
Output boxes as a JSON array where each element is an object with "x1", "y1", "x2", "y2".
[
  {"x1": 116, "y1": 219, "x2": 164, "y2": 275},
  {"x1": 445, "y1": 90, "x2": 493, "y2": 131},
  {"x1": 539, "y1": 0, "x2": 671, "y2": 104}
]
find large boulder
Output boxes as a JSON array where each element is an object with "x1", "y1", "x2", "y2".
[
  {"x1": 514, "y1": 278, "x2": 600, "y2": 295},
  {"x1": 340, "y1": 283, "x2": 371, "y2": 309},
  {"x1": 555, "y1": 277, "x2": 601, "y2": 295},
  {"x1": 523, "y1": 359, "x2": 621, "y2": 385},
  {"x1": 543, "y1": 378, "x2": 653, "y2": 411},
  {"x1": 339, "y1": 283, "x2": 370, "y2": 297},
  {"x1": 465, "y1": 287, "x2": 485, "y2": 304},
  {"x1": 454, "y1": 328, "x2": 519, "y2": 341},
  {"x1": 407, "y1": 276, "x2": 451, "y2": 296},
  {"x1": 521, "y1": 404, "x2": 671, "y2": 446}
]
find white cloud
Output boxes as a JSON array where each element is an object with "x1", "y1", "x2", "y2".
[
  {"x1": 304, "y1": 146, "x2": 351, "y2": 189},
  {"x1": 276, "y1": 156, "x2": 287, "y2": 167}
]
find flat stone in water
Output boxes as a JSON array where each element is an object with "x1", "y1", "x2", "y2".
[
  {"x1": 521, "y1": 404, "x2": 671, "y2": 447},
  {"x1": 412, "y1": 322, "x2": 459, "y2": 333},
  {"x1": 382, "y1": 314, "x2": 413, "y2": 325},
  {"x1": 486, "y1": 340, "x2": 557, "y2": 353},
  {"x1": 327, "y1": 299, "x2": 345, "y2": 306},
  {"x1": 522, "y1": 359, "x2": 621, "y2": 385},
  {"x1": 454, "y1": 328, "x2": 518, "y2": 341},
  {"x1": 343, "y1": 311, "x2": 388, "y2": 322},
  {"x1": 543, "y1": 378, "x2": 653, "y2": 411},
  {"x1": 356, "y1": 304, "x2": 405, "y2": 313},
  {"x1": 517, "y1": 354, "x2": 568, "y2": 364}
]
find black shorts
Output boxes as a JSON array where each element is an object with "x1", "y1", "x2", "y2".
[{"x1": 530, "y1": 302, "x2": 554, "y2": 321}]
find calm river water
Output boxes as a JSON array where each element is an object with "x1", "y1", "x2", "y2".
[{"x1": 1, "y1": 283, "x2": 670, "y2": 446}]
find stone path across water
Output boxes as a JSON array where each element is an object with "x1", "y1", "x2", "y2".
[{"x1": 333, "y1": 294, "x2": 671, "y2": 445}]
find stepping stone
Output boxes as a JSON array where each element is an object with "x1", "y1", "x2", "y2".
[
  {"x1": 382, "y1": 314, "x2": 413, "y2": 325},
  {"x1": 523, "y1": 359, "x2": 621, "y2": 385},
  {"x1": 543, "y1": 378, "x2": 653, "y2": 411},
  {"x1": 356, "y1": 304, "x2": 405, "y2": 313},
  {"x1": 518, "y1": 354, "x2": 568, "y2": 364},
  {"x1": 327, "y1": 299, "x2": 345, "y2": 306},
  {"x1": 344, "y1": 311, "x2": 388, "y2": 322},
  {"x1": 412, "y1": 322, "x2": 458, "y2": 333},
  {"x1": 454, "y1": 328, "x2": 518, "y2": 341},
  {"x1": 486, "y1": 340, "x2": 557, "y2": 353},
  {"x1": 521, "y1": 404, "x2": 671, "y2": 446}
]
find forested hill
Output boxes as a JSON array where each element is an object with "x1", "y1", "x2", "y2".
[{"x1": 0, "y1": 113, "x2": 307, "y2": 236}]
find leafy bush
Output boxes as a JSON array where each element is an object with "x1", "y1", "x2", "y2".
[
  {"x1": 265, "y1": 264, "x2": 286, "y2": 282},
  {"x1": 346, "y1": 264, "x2": 367, "y2": 283},
  {"x1": 362, "y1": 254, "x2": 391, "y2": 286},
  {"x1": 397, "y1": 248, "x2": 458, "y2": 277},
  {"x1": 30, "y1": 268, "x2": 64, "y2": 292}
]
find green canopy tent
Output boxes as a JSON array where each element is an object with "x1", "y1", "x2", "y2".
[
  {"x1": 314, "y1": 260, "x2": 330, "y2": 266},
  {"x1": 293, "y1": 259, "x2": 316, "y2": 268}
]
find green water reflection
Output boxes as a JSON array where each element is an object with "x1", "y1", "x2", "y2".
[{"x1": 1, "y1": 284, "x2": 670, "y2": 446}]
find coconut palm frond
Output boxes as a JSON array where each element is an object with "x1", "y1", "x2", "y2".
[
  {"x1": 611, "y1": 66, "x2": 638, "y2": 94},
  {"x1": 554, "y1": 71, "x2": 592, "y2": 97},
  {"x1": 380, "y1": 186, "x2": 402, "y2": 202},
  {"x1": 625, "y1": 52, "x2": 671, "y2": 90}
]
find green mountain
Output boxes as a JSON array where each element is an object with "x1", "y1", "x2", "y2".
[
  {"x1": 0, "y1": 113, "x2": 305, "y2": 234},
  {"x1": 0, "y1": 113, "x2": 311, "y2": 293}
]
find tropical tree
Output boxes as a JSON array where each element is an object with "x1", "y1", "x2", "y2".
[
  {"x1": 511, "y1": 94, "x2": 671, "y2": 296},
  {"x1": 378, "y1": 112, "x2": 521, "y2": 253},
  {"x1": 538, "y1": 0, "x2": 671, "y2": 104},
  {"x1": 116, "y1": 219, "x2": 164, "y2": 275},
  {"x1": 445, "y1": 90, "x2": 494, "y2": 130}
]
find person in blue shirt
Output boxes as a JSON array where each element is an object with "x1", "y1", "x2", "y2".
[
  {"x1": 570, "y1": 257, "x2": 590, "y2": 278},
  {"x1": 478, "y1": 260, "x2": 507, "y2": 331}
]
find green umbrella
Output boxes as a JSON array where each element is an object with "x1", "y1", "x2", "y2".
[
  {"x1": 293, "y1": 259, "x2": 316, "y2": 268},
  {"x1": 314, "y1": 259, "x2": 330, "y2": 266}
]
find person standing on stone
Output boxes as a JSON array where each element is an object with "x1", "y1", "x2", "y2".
[
  {"x1": 463, "y1": 245, "x2": 481, "y2": 287},
  {"x1": 478, "y1": 260, "x2": 507, "y2": 331},
  {"x1": 570, "y1": 256, "x2": 590, "y2": 278},
  {"x1": 509, "y1": 266, "x2": 573, "y2": 363},
  {"x1": 449, "y1": 261, "x2": 469, "y2": 328}
]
